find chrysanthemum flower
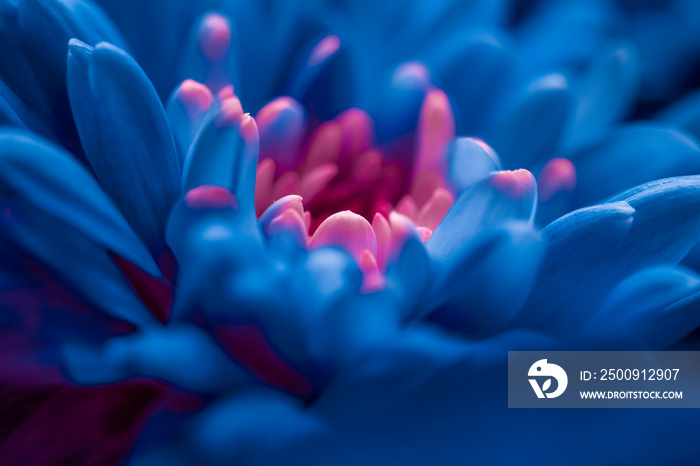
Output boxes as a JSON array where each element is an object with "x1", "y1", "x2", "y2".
[{"x1": 2, "y1": 0, "x2": 700, "y2": 465}]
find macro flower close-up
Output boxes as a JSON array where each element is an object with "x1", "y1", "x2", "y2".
[{"x1": 3, "y1": 0, "x2": 700, "y2": 464}]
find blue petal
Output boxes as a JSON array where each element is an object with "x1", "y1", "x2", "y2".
[
  {"x1": 178, "y1": 12, "x2": 240, "y2": 94},
  {"x1": 310, "y1": 291, "x2": 401, "y2": 371},
  {"x1": 657, "y1": 88, "x2": 700, "y2": 140},
  {"x1": 514, "y1": 201, "x2": 634, "y2": 333},
  {"x1": 0, "y1": 2, "x2": 46, "y2": 117},
  {"x1": 215, "y1": 246, "x2": 364, "y2": 384},
  {"x1": 384, "y1": 236, "x2": 431, "y2": 322},
  {"x1": 258, "y1": 196, "x2": 304, "y2": 233},
  {"x1": 563, "y1": 41, "x2": 639, "y2": 150},
  {"x1": 93, "y1": 0, "x2": 221, "y2": 99},
  {"x1": 374, "y1": 62, "x2": 430, "y2": 144},
  {"x1": 427, "y1": 221, "x2": 544, "y2": 336},
  {"x1": 407, "y1": 0, "x2": 509, "y2": 46},
  {"x1": 0, "y1": 199, "x2": 156, "y2": 327},
  {"x1": 67, "y1": 40, "x2": 181, "y2": 253},
  {"x1": 0, "y1": 130, "x2": 160, "y2": 277},
  {"x1": 518, "y1": 176, "x2": 700, "y2": 336},
  {"x1": 187, "y1": 390, "x2": 322, "y2": 463},
  {"x1": 287, "y1": 34, "x2": 355, "y2": 119},
  {"x1": 514, "y1": 0, "x2": 617, "y2": 79},
  {"x1": 626, "y1": 2, "x2": 700, "y2": 102},
  {"x1": 166, "y1": 195, "x2": 264, "y2": 321},
  {"x1": 63, "y1": 324, "x2": 254, "y2": 392},
  {"x1": 165, "y1": 80, "x2": 214, "y2": 165},
  {"x1": 0, "y1": 81, "x2": 53, "y2": 146},
  {"x1": 300, "y1": 247, "x2": 364, "y2": 314},
  {"x1": 570, "y1": 124, "x2": 700, "y2": 207},
  {"x1": 487, "y1": 73, "x2": 571, "y2": 169},
  {"x1": 183, "y1": 110, "x2": 259, "y2": 220},
  {"x1": 311, "y1": 326, "x2": 551, "y2": 428},
  {"x1": 0, "y1": 81, "x2": 31, "y2": 129},
  {"x1": 427, "y1": 170, "x2": 537, "y2": 264},
  {"x1": 257, "y1": 195, "x2": 308, "y2": 255},
  {"x1": 582, "y1": 266, "x2": 700, "y2": 349},
  {"x1": 446, "y1": 137, "x2": 501, "y2": 193},
  {"x1": 19, "y1": 0, "x2": 127, "y2": 56},
  {"x1": 426, "y1": 29, "x2": 513, "y2": 135},
  {"x1": 15, "y1": 0, "x2": 127, "y2": 144},
  {"x1": 183, "y1": 112, "x2": 244, "y2": 190}
]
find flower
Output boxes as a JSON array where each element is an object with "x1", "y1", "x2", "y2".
[{"x1": 2, "y1": 0, "x2": 700, "y2": 465}]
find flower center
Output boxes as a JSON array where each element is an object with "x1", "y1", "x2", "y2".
[{"x1": 252, "y1": 87, "x2": 458, "y2": 271}]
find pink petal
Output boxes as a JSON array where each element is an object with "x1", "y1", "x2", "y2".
[
  {"x1": 256, "y1": 97, "x2": 306, "y2": 171},
  {"x1": 372, "y1": 212, "x2": 391, "y2": 269},
  {"x1": 309, "y1": 211, "x2": 377, "y2": 262},
  {"x1": 267, "y1": 208, "x2": 309, "y2": 249},
  {"x1": 337, "y1": 108, "x2": 374, "y2": 162},
  {"x1": 198, "y1": 13, "x2": 232, "y2": 62},
  {"x1": 537, "y1": 158, "x2": 577, "y2": 202},
  {"x1": 214, "y1": 96, "x2": 243, "y2": 127},
  {"x1": 239, "y1": 114, "x2": 259, "y2": 144},
  {"x1": 416, "y1": 187, "x2": 455, "y2": 230},
  {"x1": 387, "y1": 211, "x2": 419, "y2": 260},
  {"x1": 308, "y1": 35, "x2": 341, "y2": 67},
  {"x1": 487, "y1": 169, "x2": 537, "y2": 201},
  {"x1": 217, "y1": 85, "x2": 234, "y2": 100},
  {"x1": 414, "y1": 89, "x2": 455, "y2": 179},
  {"x1": 395, "y1": 194, "x2": 418, "y2": 221},
  {"x1": 272, "y1": 171, "x2": 301, "y2": 202},
  {"x1": 299, "y1": 163, "x2": 338, "y2": 201},
  {"x1": 392, "y1": 61, "x2": 431, "y2": 88},
  {"x1": 350, "y1": 150, "x2": 382, "y2": 183},
  {"x1": 302, "y1": 122, "x2": 343, "y2": 174},
  {"x1": 185, "y1": 185, "x2": 238, "y2": 210},
  {"x1": 410, "y1": 170, "x2": 443, "y2": 207},
  {"x1": 359, "y1": 249, "x2": 385, "y2": 293},
  {"x1": 259, "y1": 195, "x2": 305, "y2": 234},
  {"x1": 171, "y1": 79, "x2": 213, "y2": 120},
  {"x1": 415, "y1": 227, "x2": 433, "y2": 242},
  {"x1": 254, "y1": 158, "x2": 276, "y2": 216}
]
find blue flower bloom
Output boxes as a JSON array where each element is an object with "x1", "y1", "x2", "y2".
[{"x1": 2, "y1": 0, "x2": 700, "y2": 465}]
